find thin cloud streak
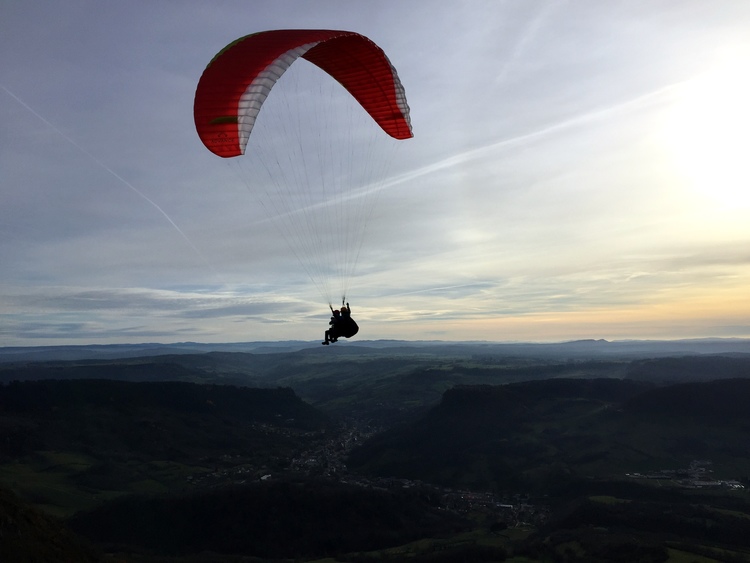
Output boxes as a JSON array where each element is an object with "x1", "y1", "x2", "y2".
[
  {"x1": 382, "y1": 79, "x2": 686, "y2": 194},
  {"x1": 1, "y1": 85, "x2": 212, "y2": 272},
  {"x1": 494, "y1": 1, "x2": 564, "y2": 85}
]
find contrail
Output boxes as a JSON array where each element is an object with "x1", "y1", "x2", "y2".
[
  {"x1": 1, "y1": 85, "x2": 212, "y2": 270},
  {"x1": 377, "y1": 79, "x2": 687, "y2": 193},
  {"x1": 495, "y1": 1, "x2": 564, "y2": 85}
]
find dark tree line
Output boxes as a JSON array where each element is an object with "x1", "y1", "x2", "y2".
[{"x1": 68, "y1": 478, "x2": 469, "y2": 559}]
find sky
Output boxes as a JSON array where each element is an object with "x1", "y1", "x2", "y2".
[{"x1": 2, "y1": 0, "x2": 750, "y2": 346}]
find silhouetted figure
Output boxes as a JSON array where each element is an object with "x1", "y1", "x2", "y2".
[{"x1": 322, "y1": 302, "x2": 359, "y2": 345}]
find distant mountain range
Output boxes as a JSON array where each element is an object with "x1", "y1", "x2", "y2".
[{"x1": 3, "y1": 337, "x2": 750, "y2": 363}]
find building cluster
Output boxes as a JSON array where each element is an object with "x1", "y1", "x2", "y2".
[
  {"x1": 183, "y1": 420, "x2": 549, "y2": 525},
  {"x1": 626, "y1": 459, "x2": 745, "y2": 489}
]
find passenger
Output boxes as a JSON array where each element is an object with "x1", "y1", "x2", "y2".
[{"x1": 322, "y1": 302, "x2": 359, "y2": 345}]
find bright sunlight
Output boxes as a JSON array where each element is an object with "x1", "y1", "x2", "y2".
[{"x1": 663, "y1": 50, "x2": 750, "y2": 209}]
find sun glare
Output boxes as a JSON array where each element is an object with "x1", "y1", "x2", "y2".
[{"x1": 664, "y1": 51, "x2": 750, "y2": 208}]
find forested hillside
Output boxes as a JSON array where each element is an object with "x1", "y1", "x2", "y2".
[
  {"x1": 347, "y1": 377, "x2": 750, "y2": 491},
  {"x1": 2, "y1": 351, "x2": 750, "y2": 561}
]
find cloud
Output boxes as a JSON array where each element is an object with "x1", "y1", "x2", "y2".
[{"x1": 3, "y1": 1, "x2": 750, "y2": 344}]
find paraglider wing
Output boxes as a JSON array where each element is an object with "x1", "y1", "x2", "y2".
[{"x1": 194, "y1": 29, "x2": 413, "y2": 158}]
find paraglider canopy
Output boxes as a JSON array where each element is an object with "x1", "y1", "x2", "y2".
[
  {"x1": 193, "y1": 29, "x2": 413, "y2": 307},
  {"x1": 194, "y1": 29, "x2": 413, "y2": 158}
]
